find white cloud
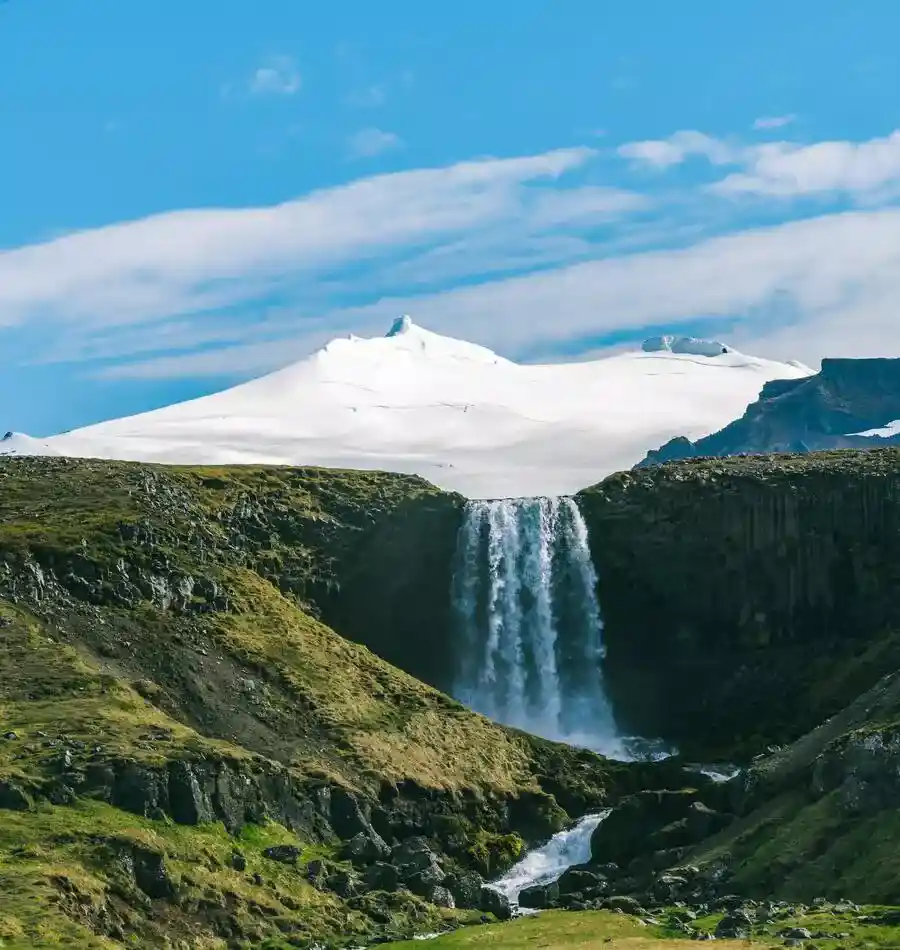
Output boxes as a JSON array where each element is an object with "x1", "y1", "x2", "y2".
[
  {"x1": 347, "y1": 127, "x2": 403, "y2": 158},
  {"x1": 9, "y1": 128, "x2": 900, "y2": 385},
  {"x1": 93, "y1": 207, "x2": 900, "y2": 379},
  {"x1": 712, "y1": 131, "x2": 900, "y2": 198},
  {"x1": 226, "y1": 55, "x2": 301, "y2": 98},
  {"x1": 0, "y1": 147, "x2": 600, "y2": 337},
  {"x1": 619, "y1": 126, "x2": 900, "y2": 202},
  {"x1": 618, "y1": 130, "x2": 737, "y2": 168},
  {"x1": 314, "y1": 208, "x2": 900, "y2": 363},
  {"x1": 753, "y1": 114, "x2": 797, "y2": 130}
]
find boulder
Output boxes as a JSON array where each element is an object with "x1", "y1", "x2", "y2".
[
  {"x1": 341, "y1": 830, "x2": 391, "y2": 866},
  {"x1": 780, "y1": 928, "x2": 813, "y2": 940},
  {"x1": 45, "y1": 782, "x2": 76, "y2": 806},
  {"x1": 403, "y1": 864, "x2": 446, "y2": 897},
  {"x1": 518, "y1": 881, "x2": 560, "y2": 909},
  {"x1": 479, "y1": 886, "x2": 512, "y2": 920},
  {"x1": 558, "y1": 866, "x2": 607, "y2": 896},
  {"x1": 364, "y1": 862, "x2": 400, "y2": 893},
  {"x1": 591, "y1": 790, "x2": 713, "y2": 866},
  {"x1": 390, "y1": 835, "x2": 437, "y2": 872},
  {"x1": 391, "y1": 835, "x2": 446, "y2": 896},
  {"x1": 444, "y1": 870, "x2": 484, "y2": 909},
  {"x1": 652, "y1": 873, "x2": 689, "y2": 902},
  {"x1": 131, "y1": 847, "x2": 176, "y2": 900},
  {"x1": 325, "y1": 869, "x2": 361, "y2": 899},
  {"x1": 429, "y1": 885, "x2": 456, "y2": 909},
  {"x1": 716, "y1": 913, "x2": 752, "y2": 940},
  {"x1": 0, "y1": 779, "x2": 32, "y2": 811},
  {"x1": 603, "y1": 895, "x2": 645, "y2": 915},
  {"x1": 262, "y1": 844, "x2": 301, "y2": 865}
]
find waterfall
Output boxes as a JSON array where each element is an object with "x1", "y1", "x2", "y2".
[
  {"x1": 488, "y1": 811, "x2": 609, "y2": 908},
  {"x1": 451, "y1": 497, "x2": 620, "y2": 755}
]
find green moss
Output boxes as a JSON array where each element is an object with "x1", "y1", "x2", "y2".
[
  {"x1": 465, "y1": 830, "x2": 525, "y2": 878},
  {"x1": 0, "y1": 798, "x2": 458, "y2": 948}
]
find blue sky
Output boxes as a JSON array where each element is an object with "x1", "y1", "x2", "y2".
[{"x1": 4, "y1": 0, "x2": 900, "y2": 435}]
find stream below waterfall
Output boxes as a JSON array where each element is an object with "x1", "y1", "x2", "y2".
[{"x1": 489, "y1": 811, "x2": 609, "y2": 910}]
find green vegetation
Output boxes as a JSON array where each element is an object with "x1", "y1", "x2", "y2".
[
  {"x1": 387, "y1": 910, "x2": 670, "y2": 949},
  {"x1": 0, "y1": 798, "x2": 463, "y2": 949},
  {"x1": 387, "y1": 905, "x2": 900, "y2": 950},
  {"x1": 0, "y1": 457, "x2": 621, "y2": 947}
]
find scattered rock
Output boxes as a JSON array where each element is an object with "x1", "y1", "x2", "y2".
[
  {"x1": 519, "y1": 881, "x2": 560, "y2": 909},
  {"x1": 478, "y1": 886, "x2": 512, "y2": 921},
  {"x1": 444, "y1": 870, "x2": 484, "y2": 909},
  {"x1": 603, "y1": 895, "x2": 644, "y2": 916},
  {"x1": 0, "y1": 779, "x2": 32, "y2": 811},
  {"x1": 716, "y1": 911, "x2": 753, "y2": 939},
  {"x1": 364, "y1": 862, "x2": 400, "y2": 893},
  {"x1": 429, "y1": 885, "x2": 456, "y2": 908},
  {"x1": 262, "y1": 845, "x2": 300, "y2": 865},
  {"x1": 230, "y1": 851, "x2": 247, "y2": 872},
  {"x1": 131, "y1": 847, "x2": 176, "y2": 900},
  {"x1": 341, "y1": 830, "x2": 391, "y2": 866},
  {"x1": 780, "y1": 928, "x2": 813, "y2": 940}
]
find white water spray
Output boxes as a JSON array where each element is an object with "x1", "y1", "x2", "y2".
[
  {"x1": 451, "y1": 497, "x2": 621, "y2": 754},
  {"x1": 489, "y1": 811, "x2": 609, "y2": 908}
]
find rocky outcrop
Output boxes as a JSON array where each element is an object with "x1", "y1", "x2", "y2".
[
  {"x1": 578, "y1": 450, "x2": 900, "y2": 756},
  {"x1": 640, "y1": 357, "x2": 900, "y2": 466}
]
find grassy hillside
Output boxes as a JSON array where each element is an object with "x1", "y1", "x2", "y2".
[
  {"x1": 0, "y1": 458, "x2": 640, "y2": 948},
  {"x1": 386, "y1": 907, "x2": 900, "y2": 950},
  {"x1": 684, "y1": 669, "x2": 900, "y2": 902}
]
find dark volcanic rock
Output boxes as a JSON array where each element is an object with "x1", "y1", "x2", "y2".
[
  {"x1": 429, "y1": 885, "x2": 456, "y2": 908},
  {"x1": 578, "y1": 448, "x2": 900, "y2": 756},
  {"x1": 0, "y1": 779, "x2": 32, "y2": 811},
  {"x1": 444, "y1": 870, "x2": 484, "y2": 908},
  {"x1": 639, "y1": 357, "x2": 900, "y2": 467},
  {"x1": 479, "y1": 886, "x2": 512, "y2": 920},
  {"x1": 716, "y1": 911, "x2": 752, "y2": 939},
  {"x1": 364, "y1": 862, "x2": 400, "y2": 893},
  {"x1": 591, "y1": 789, "x2": 709, "y2": 866},
  {"x1": 341, "y1": 830, "x2": 391, "y2": 865},
  {"x1": 557, "y1": 866, "x2": 607, "y2": 895},
  {"x1": 518, "y1": 881, "x2": 560, "y2": 909},
  {"x1": 128, "y1": 846, "x2": 176, "y2": 900},
  {"x1": 263, "y1": 844, "x2": 301, "y2": 865}
]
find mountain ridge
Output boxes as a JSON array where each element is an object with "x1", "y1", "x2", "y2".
[
  {"x1": 639, "y1": 356, "x2": 900, "y2": 467},
  {"x1": 2, "y1": 318, "x2": 811, "y2": 499}
]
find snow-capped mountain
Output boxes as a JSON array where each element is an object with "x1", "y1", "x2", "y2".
[{"x1": 3, "y1": 316, "x2": 813, "y2": 497}]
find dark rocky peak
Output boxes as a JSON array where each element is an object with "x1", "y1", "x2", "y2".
[{"x1": 639, "y1": 357, "x2": 900, "y2": 467}]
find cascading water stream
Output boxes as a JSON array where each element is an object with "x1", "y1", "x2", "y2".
[
  {"x1": 451, "y1": 496, "x2": 622, "y2": 755},
  {"x1": 488, "y1": 811, "x2": 609, "y2": 909}
]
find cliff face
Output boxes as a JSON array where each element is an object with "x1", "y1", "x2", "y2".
[
  {"x1": 640, "y1": 357, "x2": 900, "y2": 466},
  {"x1": 578, "y1": 449, "x2": 900, "y2": 757}
]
